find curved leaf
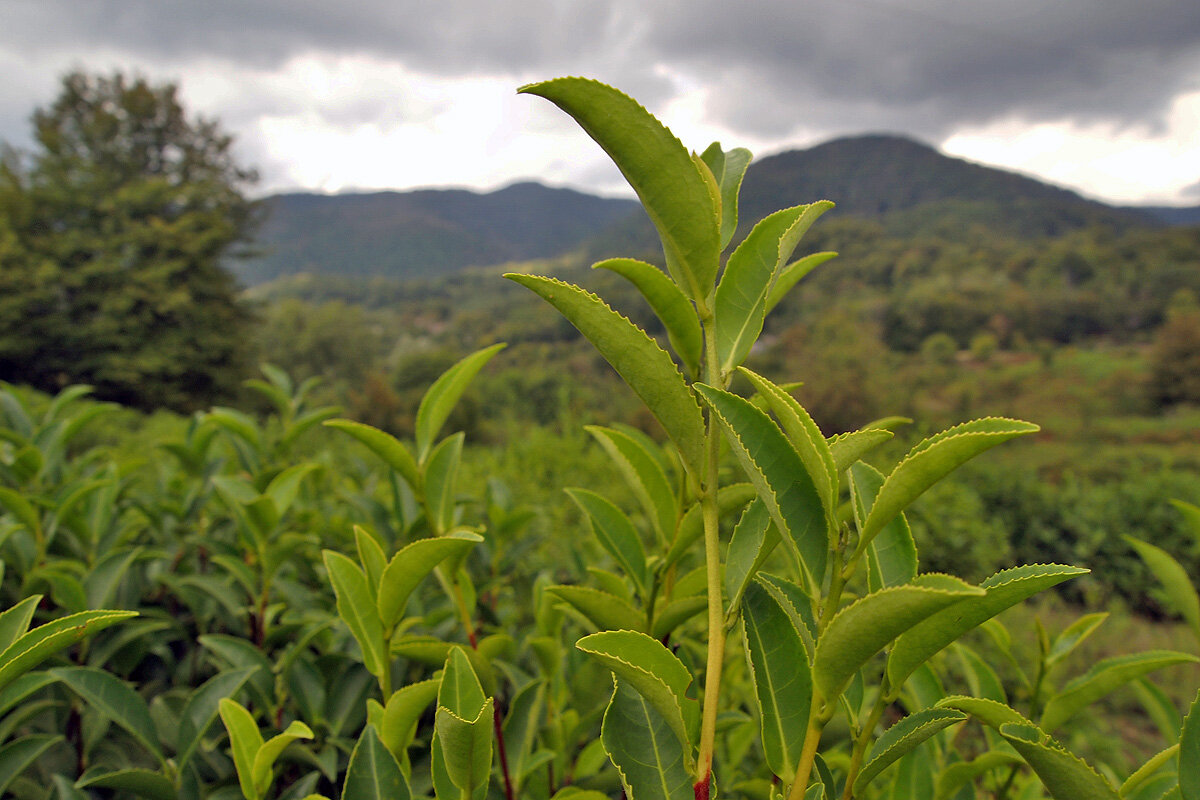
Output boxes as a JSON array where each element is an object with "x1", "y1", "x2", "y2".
[
  {"x1": 0, "y1": 735, "x2": 61, "y2": 796},
  {"x1": 219, "y1": 698, "x2": 262, "y2": 800},
  {"x1": 577, "y1": 629, "x2": 699, "y2": 754},
  {"x1": 253, "y1": 720, "x2": 314, "y2": 797},
  {"x1": 998, "y1": 722, "x2": 1120, "y2": 800},
  {"x1": 519, "y1": 78, "x2": 719, "y2": 301},
  {"x1": 0, "y1": 609, "x2": 136, "y2": 694},
  {"x1": 379, "y1": 677, "x2": 441, "y2": 759},
  {"x1": 849, "y1": 462, "x2": 917, "y2": 592},
  {"x1": 1182, "y1": 688, "x2": 1200, "y2": 800},
  {"x1": 344, "y1": 725, "x2": 411, "y2": 800},
  {"x1": 601, "y1": 678, "x2": 694, "y2": 800},
  {"x1": 742, "y1": 579, "x2": 811, "y2": 779},
  {"x1": 766, "y1": 251, "x2": 838, "y2": 314},
  {"x1": 415, "y1": 343, "x2": 504, "y2": 463},
  {"x1": 585, "y1": 424, "x2": 678, "y2": 547},
  {"x1": 50, "y1": 666, "x2": 164, "y2": 766},
  {"x1": 813, "y1": 576, "x2": 982, "y2": 700},
  {"x1": 73, "y1": 767, "x2": 177, "y2": 800},
  {"x1": 505, "y1": 274, "x2": 705, "y2": 474},
  {"x1": 666, "y1": 483, "x2": 756, "y2": 568},
  {"x1": 1040, "y1": 650, "x2": 1198, "y2": 732},
  {"x1": 176, "y1": 668, "x2": 258, "y2": 773},
  {"x1": 324, "y1": 550, "x2": 387, "y2": 679},
  {"x1": 935, "y1": 752, "x2": 1023, "y2": 800},
  {"x1": 651, "y1": 596, "x2": 708, "y2": 640},
  {"x1": 593, "y1": 258, "x2": 702, "y2": 377},
  {"x1": 377, "y1": 532, "x2": 483, "y2": 629},
  {"x1": 853, "y1": 708, "x2": 967, "y2": 796},
  {"x1": 0, "y1": 595, "x2": 41, "y2": 652},
  {"x1": 861, "y1": 418, "x2": 1039, "y2": 548},
  {"x1": 0, "y1": 487, "x2": 41, "y2": 541},
  {"x1": 694, "y1": 384, "x2": 827, "y2": 589},
  {"x1": 567, "y1": 489, "x2": 648, "y2": 595},
  {"x1": 1124, "y1": 535, "x2": 1200, "y2": 643},
  {"x1": 936, "y1": 695, "x2": 1032, "y2": 731},
  {"x1": 725, "y1": 499, "x2": 778, "y2": 611},
  {"x1": 324, "y1": 420, "x2": 421, "y2": 495},
  {"x1": 699, "y1": 142, "x2": 752, "y2": 250},
  {"x1": 424, "y1": 432, "x2": 464, "y2": 534},
  {"x1": 1121, "y1": 744, "x2": 1180, "y2": 799},
  {"x1": 888, "y1": 564, "x2": 1088, "y2": 689}
]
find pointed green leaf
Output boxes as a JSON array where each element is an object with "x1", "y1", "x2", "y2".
[
  {"x1": 651, "y1": 596, "x2": 708, "y2": 640},
  {"x1": 253, "y1": 720, "x2": 314, "y2": 797},
  {"x1": 757, "y1": 574, "x2": 818, "y2": 653},
  {"x1": 264, "y1": 463, "x2": 319, "y2": 518},
  {"x1": 546, "y1": 584, "x2": 644, "y2": 633},
  {"x1": 503, "y1": 680, "x2": 546, "y2": 794},
  {"x1": 415, "y1": 343, "x2": 504, "y2": 463},
  {"x1": 934, "y1": 752, "x2": 1023, "y2": 800},
  {"x1": 207, "y1": 406, "x2": 262, "y2": 449},
  {"x1": 568, "y1": 489, "x2": 648, "y2": 595},
  {"x1": 850, "y1": 462, "x2": 918, "y2": 592},
  {"x1": 1046, "y1": 612, "x2": 1108, "y2": 667},
  {"x1": 0, "y1": 596, "x2": 41, "y2": 652},
  {"x1": 0, "y1": 609, "x2": 136, "y2": 694},
  {"x1": 1124, "y1": 535, "x2": 1200, "y2": 642},
  {"x1": 1134, "y1": 677, "x2": 1183, "y2": 744},
  {"x1": 355, "y1": 526, "x2": 388, "y2": 603},
  {"x1": 379, "y1": 677, "x2": 441, "y2": 758},
  {"x1": 694, "y1": 384, "x2": 827, "y2": 589},
  {"x1": 601, "y1": 678, "x2": 693, "y2": 800},
  {"x1": 578, "y1": 629, "x2": 699, "y2": 755},
  {"x1": 73, "y1": 768, "x2": 178, "y2": 800},
  {"x1": 83, "y1": 547, "x2": 143, "y2": 610},
  {"x1": 1121, "y1": 744, "x2": 1180, "y2": 799},
  {"x1": 1182, "y1": 688, "x2": 1200, "y2": 800},
  {"x1": 424, "y1": 432, "x2": 464, "y2": 534},
  {"x1": 766, "y1": 251, "x2": 838, "y2": 314},
  {"x1": 176, "y1": 668, "x2": 258, "y2": 773},
  {"x1": 324, "y1": 420, "x2": 422, "y2": 494},
  {"x1": 699, "y1": 142, "x2": 752, "y2": 250},
  {"x1": 377, "y1": 532, "x2": 481, "y2": 629},
  {"x1": 998, "y1": 722, "x2": 1120, "y2": 799},
  {"x1": 854, "y1": 708, "x2": 967, "y2": 795},
  {"x1": 715, "y1": 202, "x2": 832, "y2": 373},
  {"x1": 814, "y1": 576, "x2": 983, "y2": 700},
  {"x1": 952, "y1": 643, "x2": 1007, "y2": 703},
  {"x1": 666, "y1": 483, "x2": 756, "y2": 568},
  {"x1": 505, "y1": 274, "x2": 705, "y2": 474},
  {"x1": 888, "y1": 564, "x2": 1088, "y2": 688},
  {"x1": 742, "y1": 579, "x2": 811, "y2": 779},
  {"x1": 50, "y1": 666, "x2": 164, "y2": 765},
  {"x1": 344, "y1": 725, "x2": 411, "y2": 800},
  {"x1": 0, "y1": 734, "x2": 61, "y2": 796},
  {"x1": 593, "y1": 258, "x2": 702, "y2": 377},
  {"x1": 936, "y1": 695, "x2": 1032, "y2": 731},
  {"x1": 585, "y1": 424, "x2": 678, "y2": 547},
  {"x1": 219, "y1": 698, "x2": 263, "y2": 800},
  {"x1": 436, "y1": 648, "x2": 492, "y2": 796},
  {"x1": 1040, "y1": 650, "x2": 1199, "y2": 732},
  {"x1": 1171, "y1": 499, "x2": 1200, "y2": 547},
  {"x1": 861, "y1": 418, "x2": 1039, "y2": 547},
  {"x1": 0, "y1": 487, "x2": 40, "y2": 541},
  {"x1": 520, "y1": 77, "x2": 720, "y2": 300},
  {"x1": 725, "y1": 499, "x2": 778, "y2": 610},
  {"x1": 323, "y1": 550, "x2": 387, "y2": 679}
]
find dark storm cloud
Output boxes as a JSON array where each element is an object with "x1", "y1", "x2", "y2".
[{"x1": 5, "y1": 0, "x2": 1200, "y2": 151}]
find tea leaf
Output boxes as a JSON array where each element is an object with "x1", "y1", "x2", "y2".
[
  {"x1": 853, "y1": 708, "x2": 967, "y2": 796},
  {"x1": 1124, "y1": 535, "x2": 1200, "y2": 643},
  {"x1": 593, "y1": 258, "x2": 702, "y2": 377},
  {"x1": 699, "y1": 142, "x2": 752, "y2": 250},
  {"x1": 651, "y1": 596, "x2": 708, "y2": 640},
  {"x1": 423, "y1": 432, "x2": 464, "y2": 534},
  {"x1": 1182, "y1": 688, "x2": 1200, "y2": 800},
  {"x1": 0, "y1": 735, "x2": 61, "y2": 796},
  {"x1": 0, "y1": 487, "x2": 40, "y2": 541},
  {"x1": 73, "y1": 767, "x2": 177, "y2": 800},
  {"x1": 1041, "y1": 650, "x2": 1199, "y2": 733},
  {"x1": 51, "y1": 666, "x2": 164, "y2": 766},
  {"x1": 0, "y1": 595, "x2": 41, "y2": 652},
  {"x1": 176, "y1": 668, "x2": 258, "y2": 774},
  {"x1": 323, "y1": 551, "x2": 387, "y2": 680},
  {"x1": 505, "y1": 274, "x2": 705, "y2": 474},
  {"x1": 324, "y1": 420, "x2": 422, "y2": 494},
  {"x1": 998, "y1": 723, "x2": 1120, "y2": 799},
  {"x1": 253, "y1": 720, "x2": 314, "y2": 797},
  {"x1": 415, "y1": 343, "x2": 505, "y2": 464},
  {"x1": 888, "y1": 564, "x2": 1088, "y2": 689},
  {"x1": 849, "y1": 462, "x2": 917, "y2": 592},
  {"x1": 502, "y1": 680, "x2": 546, "y2": 795},
  {"x1": 1045, "y1": 612, "x2": 1108, "y2": 667},
  {"x1": 813, "y1": 576, "x2": 983, "y2": 700},
  {"x1": 725, "y1": 499, "x2": 778, "y2": 610},
  {"x1": 519, "y1": 78, "x2": 720, "y2": 301},
  {"x1": 1121, "y1": 744, "x2": 1181, "y2": 799},
  {"x1": 934, "y1": 752, "x2": 1023, "y2": 800},
  {"x1": 218, "y1": 698, "x2": 263, "y2": 800},
  {"x1": 765, "y1": 251, "x2": 838, "y2": 314},
  {"x1": 578, "y1": 629, "x2": 699, "y2": 753},
  {"x1": 742, "y1": 579, "x2": 811, "y2": 779},
  {"x1": 436, "y1": 648, "x2": 492, "y2": 796},
  {"x1": 344, "y1": 725, "x2": 411, "y2": 800},
  {"x1": 585, "y1": 424, "x2": 679, "y2": 547},
  {"x1": 936, "y1": 695, "x2": 1031, "y2": 731},
  {"x1": 601, "y1": 678, "x2": 694, "y2": 800},
  {"x1": 667, "y1": 483, "x2": 757, "y2": 568},
  {"x1": 567, "y1": 489, "x2": 648, "y2": 595},
  {"x1": 694, "y1": 384, "x2": 827, "y2": 590},
  {"x1": 0, "y1": 609, "x2": 137, "y2": 694},
  {"x1": 377, "y1": 532, "x2": 483, "y2": 629},
  {"x1": 379, "y1": 677, "x2": 441, "y2": 759}
]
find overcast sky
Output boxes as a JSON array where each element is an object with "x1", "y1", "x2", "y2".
[{"x1": 4, "y1": 0, "x2": 1200, "y2": 205}]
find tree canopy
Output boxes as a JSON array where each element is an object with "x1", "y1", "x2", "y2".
[{"x1": 0, "y1": 71, "x2": 258, "y2": 411}]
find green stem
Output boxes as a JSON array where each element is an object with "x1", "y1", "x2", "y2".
[
  {"x1": 840, "y1": 692, "x2": 888, "y2": 800},
  {"x1": 786, "y1": 711, "x2": 826, "y2": 800}
]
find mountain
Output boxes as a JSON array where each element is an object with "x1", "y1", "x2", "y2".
[
  {"x1": 234, "y1": 135, "x2": 1184, "y2": 286},
  {"x1": 234, "y1": 182, "x2": 637, "y2": 286}
]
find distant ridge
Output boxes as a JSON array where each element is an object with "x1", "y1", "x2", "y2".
[{"x1": 234, "y1": 134, "x2": 1185, "y2": 286}]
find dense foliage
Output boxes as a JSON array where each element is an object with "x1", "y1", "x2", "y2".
[{"x1": 0, "y1": 71, "x2": 257, "y2": 411}]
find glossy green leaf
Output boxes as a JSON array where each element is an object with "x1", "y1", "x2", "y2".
[
  {"x1": 667, "y1": 483, "x2": 756, "y2": 568},
  {"x1": 861, "y1": 418, "x2": 1039, "y2": 548},
  {"x1": 1182, "y1": 688, "x2": 1200, "y2": 800},
  {"x1": 849, "y1": 462, "x2": 918, "y2": 592},
  {"x1": 219, "y1": 698, "x2": 263, "y2": 800},
  {"x1": 0, "y1": 595, "x2": 41, "y2": 652},
  {"x1": 1121, "y1": 744, "x2": 1180, "y2": 799},
  {"x1": 999, "y1": 722, "x2": 1120, "y2": 799},
  {"x1": 83, "y1": 547, "x2": 143, "y2": 610},
  {"x1": 73, "y1": 768, "x2": 178, "y2": 800},
  {"x1": 0, "y1": 609, "x2": 136, "y2": 694},
  {"x1": 936, "y1": 695, "x2": 1032, "y2": 731},
  {"x1": 1046, "y1": 612, "x2": 1108, "y2": 667},
  {"x1": 601, "y1": 678, "x2": 694, "y2": 800},
  {"x1": 207, "y1": 406, "x2": 262, "y2": 449},
  {"x1": 699, "y1": 142, "x2": 752, "y2": 250},
  {"x1": 176, "y1": 667, "x2": 258, "y2": 774},
  {"x1": 324, "y1": 550, "x2": 387, "y2": 679},
  {"x1": 50, "y1": 666, "x2": 164, "y2": 765},
  {"x1": 741, "y1": 579, "x2": 811, "y2": 779},
  {"x1": 1134, "y1": 677, "x2": 1183, "y2": 744},
  {"x1": 344, "y1": 725, "x2": 411, "y2": 800},
  {"x1": 253, "y1": 720, "x2": 315, "y2": 797},
  {"x1": 377, "y1": 532, "x2": 481, "y2": 629},
  {"x1": 853, "y1": 708, "x2": 967, "y2": 795},
  {"x1": 568, "y1": 489, "x2": 648, "y2": 595},
  {"x1": 888, "y1": 564, "x2": 1088, "y2": 688},
  {"x1": 1124, "y1": 535, "x2": 1200, "y2": 642},
  {"x1": 577, "y1": 629, "x2": 699, "y2": 755},
  {"x1": 503, "y1": 680, "x2": 546, "y2": 794},
  {"x1": 952, "y1": 643, "x2": 1007, "y2": 703},
  {"x1": 436, "y1": 648, "x2": 492, "y2": 797},
  {"x1": 694, "y1": 384, "x2": 827, "y2": 589},
  {"x1": 264, "y1": 462, "x2": 318, "y2": 518},
  {"x1": 415, "y1": 343, "x2": 505, "y2": 463},
  {"x1": 355, "y1": 526, "x2": 387, "y2": 603},
  {"x1": 424, "y1": 432, "x2": 464, "y2": 534},
  {"x1": 715, "y1": 202, "x2": 832, "y2": 373},
  {"x1": 379, "y1": 677, "x2": 441, "y2": 758},
  {"x1": 725, "y1": 498, "x2": 777, "y2": 610},
  {"x1": 324, "y1": 420, "x2": 422, "y2": 494},
  {"x1": 0, "y1": 487, "x2": 40, "y2": 541},
  {"x1": 765, "y1": 251, "x2": 838, "y2": 314},
  {"x1": 520, "y1": 78, "x2": 719, "y2": 301},
  {"x1": 505, "y1": 274, "x2": 705, "y2": 474},
  {"x1": 934, "y1": 752, "x2": 1023, "y2": 800},
  {"x1": 757, "y1": 573, "x2": 818, "y2": 653},
  {"x1": 1041, "y1": 650, "x2": 1197, "y2": 732},
  {"x1": 0, "y1": 735, "x2": 61, "y2": 796},
  {"x1": 585, "y1": 424, "x2": 678, "y2": 547},
  {"x1": 547, "y1": 585, "x2": 643, "y2": 635},
  {"x1": 814, "y1": 576, "x2": 982, "y2": 700},
  {"x1": 593, "y1": 258, "x2": 702, "y2": 377}
]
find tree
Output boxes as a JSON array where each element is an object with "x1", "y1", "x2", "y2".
[{"x1": 0, "y1": 71, "x2": 258, "y2": 411}]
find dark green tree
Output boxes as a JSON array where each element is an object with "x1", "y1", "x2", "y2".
[{"x1": 0, "y1": 71, "x2": 258, "y2": 410}]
